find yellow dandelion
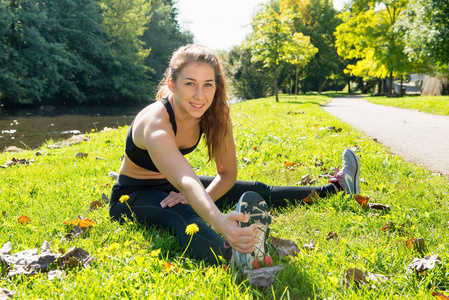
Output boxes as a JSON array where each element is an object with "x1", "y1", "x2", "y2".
[
  {"x1": 185, "y1": 223, "x2": 199, "y2": 236},
  {"x1": 119, "y1": 195, "x2": 130, "y2": 203},
  {"x1": 108, "y1": 243, "x2": 120, "y2": 251}
]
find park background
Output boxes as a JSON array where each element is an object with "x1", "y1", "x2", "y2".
[{"x1": 1, "y1": 0, "x2": 449, "y2": 299}]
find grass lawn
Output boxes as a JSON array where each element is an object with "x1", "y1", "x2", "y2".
[
  {"x1": 1, "y1": 94, "x2": 448, "y2": 299},
  {"x1": 363, "y1": 95, "x2": 449, "y2": 116}
]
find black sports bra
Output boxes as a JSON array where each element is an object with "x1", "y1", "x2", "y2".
[{"x1": 125, "y1": 97, "x2": 202, "y2": 172}]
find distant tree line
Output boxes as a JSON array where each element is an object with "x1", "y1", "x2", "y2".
[
  {"x1": 223, "y1": 0, "x2": 449, "y2": 100},
  {"x1": 0, "y1": 0, "x2": 192, "y2": 106}
]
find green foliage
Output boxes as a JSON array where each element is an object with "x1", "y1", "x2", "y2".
[
  {"x1": 245, "y1": 4, "x2": 293, "y2": 102},
  {"x1": 0, "y1": 0, "x2": 190, "y2": 105},
  {"x1": 395, "y1": 0, "x2": 449, "y2": 75},
  {"x1": 1, "y1": 95, "x2": 449, "y2": 299},
  {"x1": 141, "y1": 0, "x2": 194, "y2": 86},
  {"x1": 282, "y1": 0, "x2": 341, "y2": 93},
  {"x1": 334, "y1": 0, "x2": 428, "y2": 93},
  {"x1": 224, "y1": 45, "x2": 272, "y2": 100}
]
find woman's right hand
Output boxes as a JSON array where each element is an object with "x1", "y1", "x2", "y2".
[{"x1": 216, "y1": 211, "x2": 259, "y2": 254}]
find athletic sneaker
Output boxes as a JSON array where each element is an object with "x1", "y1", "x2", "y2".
[
  {"x1": 232, "y1": 191, "x2": 273, "y2": 270},
  {"x1": 329, "y1": 148, "x2": 361, "y2": 195}
]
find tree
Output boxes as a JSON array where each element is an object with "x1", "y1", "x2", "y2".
[
  {"x1": 224, "y1": 45, "x2": 272, "y2": 100},
  {"x1": 281, "y1": 0, "x2": 341, "y2": 93},
  {"x1": 334, "y1": 0, "x2": 423, "y2": 95},
  {"x1": 396, "y1": 0, "x2": 449, "y2": 75},
  {"x1": 282, "y1": 32, "x2": 317, "y2": 97},
  {"x1": 99, "y1": 0, "x2": 153, "y2": 102},
  {"x1": 246, "y1": 3, "x2": 293, "y2": 102},
  {"x1": 141, "y1": 0, "x2": 193, "y2": 87}
]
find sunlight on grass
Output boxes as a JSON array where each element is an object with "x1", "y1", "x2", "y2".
[
  {"x1": 365, "y1": 95, "x2": 449, "y2": 116},
  {"x1": 1, "y1": 94, "x2": 448, "y2": 299}
]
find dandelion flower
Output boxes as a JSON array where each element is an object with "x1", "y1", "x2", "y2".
[
  {"x1": 185, "y1": 223, "x2": 199, "y2": 236},
  {"x1": 108, "y1": 243, "x2": 120, "y2": 251},
  {"x1": 119, "y1": 195, "x2": 130, "y2": 203}
]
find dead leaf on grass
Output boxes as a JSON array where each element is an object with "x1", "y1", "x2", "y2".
[
  {"x1": 0, "y1": 241, "x2": 61, "y2": 279},
  {"x1": 302, "y1": 190, "x2": 318, "y2": 205},
  {"x1": 47, "y1": 269, "x2": 66, "y2": 281},
  {"x1": 270, "y1": 237, "x2": 299, "y2": 259},
  {"x1": 58, "y1": 247, "x2": 93, "y2": 269},
  {"x1": 326, "y1": 231, "x2": 338, "y2": 241},
  {"x1": 432, "y1": 291, "x2": 449, "y2": 299},
  {"x1": 0, "y1": 289, "x2": 13, "y2": 299},
  {"x1": 75, "y1": 152, "x2": 88, "y2": 159},
  {"x1": 344, "y1": 268, "x2": 389, "y2": 289},
  {"x1": 367, "y1": 203, "x2": 390, "y2": 211},
  {"x1": 300, "y1": 174, "x2": 317, "y2": 185},
  {"x1": 89, "y1": 201, "x2": 103, "y2": 211},
  {"x1": 302, "y1": 240, "x2": 316, "y2": 251},
  {"x1": 243, "y1": 264, "x2": 284, "y2": 288},
  {"x1": 406, "y1": 238, "x2": 426, "y2": 254},
  {"x1": 406, "y1": 254, "x2": 442, "y2": 274},
  {"x1": 61, "y1": 226, "x2": 84, "y2": 242},
  {"x1": 17, "y1": 215, "x2": 31, "y2": 224},
  {"x1": 355, "y1": 195, "x2": 369, "y2": 209}
]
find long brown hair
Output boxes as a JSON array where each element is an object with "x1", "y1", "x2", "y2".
[{"x1": 156, "y1": 44, "x2": 231, "y2": 161}]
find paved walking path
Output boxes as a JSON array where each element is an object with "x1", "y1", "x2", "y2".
[{"x1": 323, "y1": 96, "x2": 449, "y2": 178}]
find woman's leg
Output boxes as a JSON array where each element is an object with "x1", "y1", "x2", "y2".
[
  {"x1": 109, "y1": 187, "x2": 232, "y2": 264},
  {"x1": 199, "y1": 176, "x2": 338, "y2": 209}
]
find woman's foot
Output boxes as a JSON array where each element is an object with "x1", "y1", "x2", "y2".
[
  {"x1": 329, "y1": 148, "x2": 360, "y2": 195},
  {"x1": 232, "y1": 191, "x2": 273, "y2": 270}
]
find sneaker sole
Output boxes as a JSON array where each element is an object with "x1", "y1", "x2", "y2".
[
  {"x1": 236, "y1": 191, "x2": 271, "y2": 267},
  {"x1": 345, "y1": 149, "x2": 361, "y2": 195}
]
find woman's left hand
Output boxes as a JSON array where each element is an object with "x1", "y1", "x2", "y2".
[{"x1": 160, "y1": 191, "x2": 189, "y2": 208}]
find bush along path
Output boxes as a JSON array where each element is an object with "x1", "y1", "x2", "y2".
[{"x1": 1, "y1": 95, "x2": 449, "y2": 299}]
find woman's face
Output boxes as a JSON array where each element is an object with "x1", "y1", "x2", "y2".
[{"x1": 170, "y1": 62, "x2": 216, "y2": 119}]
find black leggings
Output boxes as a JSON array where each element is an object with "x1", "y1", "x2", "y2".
[{"x1": 109, "y1": 175, "x2": 337, "y2": 265}]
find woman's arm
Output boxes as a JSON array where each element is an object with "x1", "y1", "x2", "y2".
[
  {"x1": 204, "y1": 126, "x2": 237, "y2": 201},
  {"x1": 143, "y1": 115, "x2": 257, "y2": 253}
]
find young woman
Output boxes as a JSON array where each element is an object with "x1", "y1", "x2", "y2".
[{"x1": 109, "y1": 44, "x2": 360, "y2": 268}]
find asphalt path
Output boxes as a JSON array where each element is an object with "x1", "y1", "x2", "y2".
[{"x1": 322, "y1": 96, "x2": 449, "y2": 178}]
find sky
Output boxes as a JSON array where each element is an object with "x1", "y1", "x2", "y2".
[{"x1": 174, "y1": 0, "x2": 349, "y2": 51}]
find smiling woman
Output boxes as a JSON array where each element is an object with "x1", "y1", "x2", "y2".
[{"x1": 108, "y1": 44, "x2": 360, "y2": 270}]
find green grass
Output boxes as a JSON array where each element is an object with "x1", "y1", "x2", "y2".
[
  {"x1": 1, "y1": 94, "x2": 448, "y2": 299},
  {"x1": 364, "y1": 95, "x2": 449, "y2": 116}
]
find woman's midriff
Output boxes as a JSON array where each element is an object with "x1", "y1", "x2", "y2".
[{"x1": 119, "y1": 155, "x2": 166, "y2": 180}]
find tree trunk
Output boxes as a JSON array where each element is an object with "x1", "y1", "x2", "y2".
[
  {"x1": 274, "y1": 65, "x2": 279, "y2": 102},
  {"x1": 389, "y1": 72, "x2": 393, "y2": 95},
  {"x1": 295, "y1": 67, "x2": 298, "y2": 99},
  {"x1": 400, "y1": 75, "x2": 404, "y2": 96},
  {"x1": 347, "y1": 79, "x2": 351, "y2": 94}
]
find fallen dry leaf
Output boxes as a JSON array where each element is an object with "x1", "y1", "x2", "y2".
[
  {"x1": 270, "y1": 237, "x2": 300, "y2": 259},
  {"x1": 355, "y1": 195, "x2": 369, "y2": 209},
  {"x1": 75, "y1": 152, "x2": 89, "y2": 159},
  {"x1": 58, "y1": 247, "x2": 93, "y2": 269},
  {"x1": 47, "y1": 269, "x2": 66, "y2": 281},
  {"x1": 406, "y1": 238, "x2": 426, "y2": 253},
  {"x1": 243, "y1": 264, "x2": 284, "y2": 288},
  {"x1": 108, "y1": 171, "x2": 119, "y2": 180},
  {"x1": 101, "y1": 193, "x2": 110, "y2": 204},
  {"x1": 0, "y1": 241, "x2": 60, "y2": 279},
  {"x1": 407, "y1": 254, "x2": 442, "y2": 274},
  {"x1": 89, "y1": 201, "x2": 103, "y2": 211},
  {"x1": 302, "y1": 190, "x2": 318, "y2": 205},
  {"x1": 326, "y1": 231, "x2": 338, "y2": 241},
  {"x1": 344, "y1": 268, "x2": 389, "y2": 289},
  {"x1": 17, "y1": 215, "x2": 31, "y2": 224},
  {"x1": 300, "y1": 174, "x2": 317, "y2": 185},
  {"x1": 0, "y1": 289, "x2": 14, "y2": 299},
  {"x1": 367, "y1": 203, "x2": 390, "y2": 211},
  {"x1": 432, "y1": 291, "x2": 449, "y2": 299},
  {"x1": 302, "y1": 240, "x2": 316, "y2": 251},
  {"x1": 61, "y1": 226, "x2": 84, "y2": 242}
]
